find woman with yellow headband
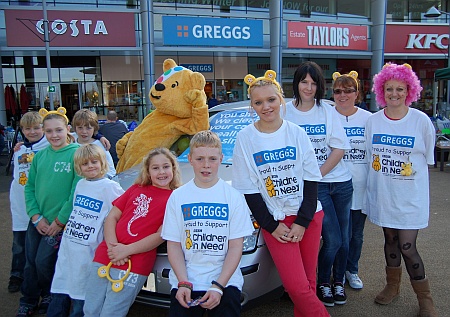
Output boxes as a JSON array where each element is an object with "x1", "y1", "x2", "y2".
[
  {"x1": 332, "y1": 71, "x2": 372, "y2": 291},
  {"x1": 366, "y1": 63, "x2": 437, "y2": 316},
  {"x1": 233, "y1": 70, "x2": 330, "y2": 317}
]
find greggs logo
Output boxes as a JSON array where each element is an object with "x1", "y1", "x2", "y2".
[{"x1": 176, "y1": 24, "x2": 251, "y2": 40}]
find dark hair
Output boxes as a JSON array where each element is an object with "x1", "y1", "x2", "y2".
[{"x1": 292, "y1": 61, "x2": 325, "y2": 107}]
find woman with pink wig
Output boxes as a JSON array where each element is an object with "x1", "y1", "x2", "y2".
[{"x1": 365, "y1": 63, "x2": 437, "y2": 317}]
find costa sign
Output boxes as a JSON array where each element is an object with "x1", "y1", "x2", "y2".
[
  {"x1": 5, "y1": 10, "x2": 136, "y2": 47},
  {"x1": 287, "y1": 22, "x2": 368, "y2": 51},
  {"x1": 385, "y1": 24, "x2": 449, "y2": 54}
]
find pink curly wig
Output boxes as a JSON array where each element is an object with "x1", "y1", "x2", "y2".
[{"x1": 372, "y1": 63, "x2": 423, "y2": 107}]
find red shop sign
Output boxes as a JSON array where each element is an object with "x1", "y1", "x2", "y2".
[
  {"x1": 287, "y1": 22, "x2": 368, "y2": 51},
  {"x1": 385, "y1": 24, "x2": 449, "y2": 54},
  {"x1": 5, "y1": 9, "x2": 136, "y2": 47}
]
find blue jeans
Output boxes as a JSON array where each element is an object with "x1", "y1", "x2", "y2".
[
  {"x1": 346, "y1": 209, "x2": 367, "y2": 274},
  {"x1": 11, "y1": 230, "x2": 27, "y2": 279},
  {"x1": 47, "y1": 293, "x2": 84, "y2": 317},
  {"x1": 317, "y1": 180, "x2": 353, "y2": 284},
  {"x1": 19, "y1": 222, "x2": 62, "y2": 308}
]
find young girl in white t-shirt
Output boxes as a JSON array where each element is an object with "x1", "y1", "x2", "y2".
[{"x1": 233, "y1": 70, "x2": 330, "y2": 317}]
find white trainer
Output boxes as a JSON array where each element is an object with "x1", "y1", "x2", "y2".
[{"x1": 345, "y1": 271, "x2": 363, "y2": 289}]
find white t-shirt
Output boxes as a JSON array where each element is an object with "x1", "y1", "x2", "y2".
[
  {"x1": 10, "y1": 136, "x2": 49, "y2": 231},
  {"x1": 232, "y1": 120, "x2": 322, "y2": 220},
  {"x1": 75, "y1": 138, "x2": 116, "y2": 179},
  {"x1": 364, "y1": 108, "x2": 435, "y2": 229},
  {"x1": 285, "y1": 100, "x2": 351, "y2": 182},
  {"x1": 335, "y1": 107, "x2": 372, "y2": 210},
  {"x1": 51, "y1": 178, "x2": 124, "y2": 299},
  {"x1": 161, "y1": 179, "x2": 254, "y2": 291}
]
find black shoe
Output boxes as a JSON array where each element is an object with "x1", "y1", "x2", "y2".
[
  {"x1": 37, "y1": 295, "x2": 52, "y2": 314},
  {"x1": 8, "y1": 276, "x2": 23, "y2": 293},
  {"x1": 16, "y1": 305, "x2": 34, "y2": 317},
  {"x1": 317, "y1": 283, "x2": 334, "y2": 307},
  {"x1": 332, "y1": 282, "x2": 347, "y2": 305}
]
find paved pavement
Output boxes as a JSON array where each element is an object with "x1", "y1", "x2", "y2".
[{"x1": 0, "y1": 152, "x2": 449, "y2": 316}]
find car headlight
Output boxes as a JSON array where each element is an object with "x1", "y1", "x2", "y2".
[{"x1": 242, "y1": 219, "x2": 260, "y2": 254}]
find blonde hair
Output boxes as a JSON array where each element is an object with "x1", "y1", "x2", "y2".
[
  {"x1": 73, "y1": 144, "x2": 108, "y2": 178},
  {"x1": 244, "y1": 70, "x2": 286, "y2": 113},
  {"x1": 72, "y1": 109, "x2": 99, "y2": 134},
  {"x1": 20, "y1": 112, "x2": 42, "y2": 128},
  {"x1": 189, "y1": 130, "x2": 222, "y2": 154},
  {"x1": 134, "y1": 148, "x2": 181, "y2": 190}
]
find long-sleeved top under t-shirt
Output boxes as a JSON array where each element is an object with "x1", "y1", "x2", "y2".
[{"x1": 25, "y1": 143, "x2": 81, "y2": 224}]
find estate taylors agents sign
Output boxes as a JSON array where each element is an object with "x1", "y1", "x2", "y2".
[
  {"x1": 287, "y1": 22, "x2": 368, "y2": 51},
  {"x1": 5, "y1": 10, "x2": 136, "y2": 47},
  {"x1": 163, "y1": 16, "x2": 263, "y2": 47}
]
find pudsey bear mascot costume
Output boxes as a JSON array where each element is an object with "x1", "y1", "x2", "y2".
[{"x1": 116, "y1": 59, "x2": 210, "y2": 172}]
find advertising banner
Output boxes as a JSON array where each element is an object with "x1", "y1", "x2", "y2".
[
  {"x1": 163, "y1": 16, "x2": 263, "y2": 47},
  {"x1": 5, "y1": 10, "x2": 136, "y2": 47},
  {"x1": 385, "y1": 24, "x2": 449, "y2": 54},
  {"x1": 287, "y1": 21, "x2": 368, "y2": 51}
]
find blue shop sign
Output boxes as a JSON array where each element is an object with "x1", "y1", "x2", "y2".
[
  {"x1": 180, "y1": 64, "x2": 214, "y2": 72},
  {"x1": 163, "y1": 16, "x2": 263, "y2": 47}
]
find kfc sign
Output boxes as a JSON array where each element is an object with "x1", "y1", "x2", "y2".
[
  {"x1": 5, "y1": 10, "x2": 136, "y2": 47},
  {"x1": 288, "y1": 22, "x2": 368, "y2": 51},
  {"x1": 385, "y1": 24, "x2": 449, "y2": 54}
]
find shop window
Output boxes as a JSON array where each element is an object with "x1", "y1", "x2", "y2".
[
  {"x1": 387, "y1": 0, "x2": 442, "y2": 22},
  {"x1": 215, "y1": 79, "x2": 245, "y2": 103},
  {"x1": 101, "y1": 80, "x2": 143, "y2": 122},
  {"x1": 337, "y1": 0, "x2": 370, "y2": 18}
]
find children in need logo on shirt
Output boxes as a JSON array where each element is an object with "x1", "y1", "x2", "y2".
[
  {"x1": 182, "y1": 203, "x2": 229, "y2": 252},
  {"x1": 371, "y1": 133, "x2": 415, "y2": 177}
]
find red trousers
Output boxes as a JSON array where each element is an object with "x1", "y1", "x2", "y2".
[{"x1": 263, "y1": 211, "x2": 329, "y2": 317}]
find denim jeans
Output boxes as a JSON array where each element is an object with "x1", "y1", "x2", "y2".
[
  {"x1": 47, "y1": 293, "x2": 84, "y2": 317},
  {"x1": 346, "y1": 209, "x2": 367, "y2": 274},
  {"x1": 317, "y1": 179, "x2": 353, "y2": 284},
  {"x1": 19, "y1": 222, "x2": 62, "y2": 308},
  {"x1": 11, "y1": 230, "x2": 27, "y2": 279}
]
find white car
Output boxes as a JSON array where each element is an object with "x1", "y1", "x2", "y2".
[{"x1": 115, "y1": 100, "x2": 284, "y2": 309}]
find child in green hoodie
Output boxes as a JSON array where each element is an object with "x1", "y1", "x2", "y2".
[{"x1": 16, "y1": 107, "x2": 81, "y2": 317}]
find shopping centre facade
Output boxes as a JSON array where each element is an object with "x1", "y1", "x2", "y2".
[{"x1": 0, "y1": 0, "x2": 448, "y2": 123}]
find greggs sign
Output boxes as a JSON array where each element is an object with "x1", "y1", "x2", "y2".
[
  {"x1": 287, "y1": 22, "x2": 368, "y2": 51},
  {"x1": 5, "y1": 10, "x2": 136, "y2": 47},
  {"x1": 385, "y1": 24, "x2": 449, "y2": 54}
]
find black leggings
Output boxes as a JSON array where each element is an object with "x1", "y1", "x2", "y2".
[{"x1": 382, "y1": 227, "x2": 425, "y2": 280}]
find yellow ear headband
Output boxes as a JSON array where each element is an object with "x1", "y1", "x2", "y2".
[
  {"x1": 98, "y1": 260, "x2": 132, "y2": 292},
  {"x1": 244, "y1": 70, "x2": 283, "y2": 97},
  {"x1": 332, "y1": 71, "x2": 359, "y2": 90},
  {"x1": 383, "y1": 63, "x2": 412, "y2": 70},
  {"x1": 38, "y1": 107, "x2": 69, "y2": 124}
]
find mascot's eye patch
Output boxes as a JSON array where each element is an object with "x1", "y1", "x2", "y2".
[{"x1": 154, "y1": 66, "x2": 187, "y2": 85}]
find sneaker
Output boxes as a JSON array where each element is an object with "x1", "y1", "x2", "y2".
[
  {"x1": 8, "y1": 276, "x2": 23, "y2": 293},
  {"x1": 332, "y1": 282, "x2": 347, "y2": 305},
  {"x1": 317, "y1": 283, "x2": 334, "y2": 307},
  {"x1": 37, "y1": 295, "x2": 52, "y2": 314},
  {"x1": 345, "y1": 271, "x2": 363, "y2": 289},
  {"x1": 16, "y1": 305, "x2": 34, "y2": 317}
]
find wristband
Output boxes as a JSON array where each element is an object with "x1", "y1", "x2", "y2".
[
  {"x1": 178, "y1": 281, "x2": 193, "y2": 291},
  {"x1": 208, "y1": 287, "x2": 223, "y2": 296},
  {"x1": 32, "y1": 215, "x2": 43, "y2": 227},
  {"x1": 54, "y1": 217, "x2": 65, "y2": 229},
  {"x1": 211, "y1": 280, "x2": 225, "y2": 291}
]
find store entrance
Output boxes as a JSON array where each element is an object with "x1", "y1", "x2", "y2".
[{"x1": 60, "y1": 83, "x2": 81, "y2": 120}]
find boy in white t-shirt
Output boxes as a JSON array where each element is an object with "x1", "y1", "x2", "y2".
[{"x1": 161, "y1": 130, "x2": 254, "y2": 317}]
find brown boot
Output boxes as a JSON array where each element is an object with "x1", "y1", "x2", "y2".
[
  {"x1": 375, "y1": 266, "x2": 402, "y2": 305},
  {"x1": 411, "y1": 278, "x2": 438, "y2": 317}
]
